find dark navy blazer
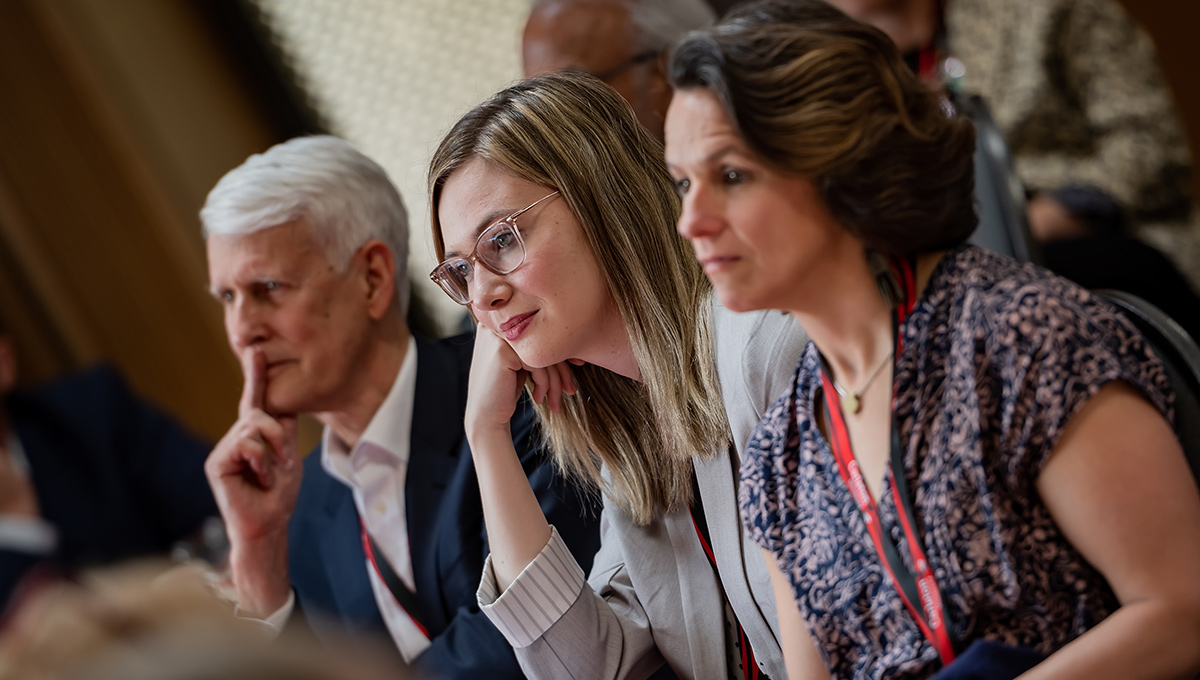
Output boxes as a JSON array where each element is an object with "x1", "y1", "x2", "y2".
[
  {"x1": 0, "y1": 366, "x2": 217, "y2": 608},
  {"x1": 287, "y1": 333, "x2": 602, "y2": 679}
]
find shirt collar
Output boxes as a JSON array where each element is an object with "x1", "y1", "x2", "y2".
[{"x1": 321, "y1": 336, "x2": 418, "y2": 485}]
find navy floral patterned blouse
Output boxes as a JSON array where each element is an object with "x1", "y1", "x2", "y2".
[{"x1": 740, "y1": 246, "x2": 1175, "y2": 679}]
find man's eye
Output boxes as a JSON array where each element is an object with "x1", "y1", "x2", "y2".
[
  {"x1": 220, "y1": 291, "x2": 234, "y2": 303},
  {"x1": 252, "y1": 280, "x2": 283, "y2": 298}
]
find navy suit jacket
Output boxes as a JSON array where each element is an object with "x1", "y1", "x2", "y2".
[
  {"x1": 287, "y1": 334, "x2": 602, "y2": 679},
  {"x1": 0, "y1": 366, "x2": 217, "y2": 608}
]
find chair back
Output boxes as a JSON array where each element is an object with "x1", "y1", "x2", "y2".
[
  {"x1": 956, "y1": 93, "x2": 1041, "y2": 265},
  {"x1": 1096, "y1": 289, "x2": 1200, "y2": 483}
]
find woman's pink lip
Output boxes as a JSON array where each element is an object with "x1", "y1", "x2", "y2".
[
  {"x1": 501, "y1": 311, "x2": 537, "y2": 341},
  {"x1": 700, "y1": 255, "x2": 740, "y2": 274}
]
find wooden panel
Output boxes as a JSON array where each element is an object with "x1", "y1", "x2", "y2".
[
  {"x1": 0, "y1": 0, "x2": 280, "y2": 439},
  {"x1": 1119, "y1": 0, "x2": 1200, "y2": 201}
]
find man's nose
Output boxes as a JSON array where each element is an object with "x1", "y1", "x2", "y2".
[{"x1": 227, "y1": 298, "x2": 269, "y2": 351}]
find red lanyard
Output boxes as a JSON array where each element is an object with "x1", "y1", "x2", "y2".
[
  {"x1": 819, "y1": 255, "x2": 956, "y2": 665},
  {"x1": 917, "y1": 0, "x2": 948, "y2": 82},
  {"x1": 360, "y1": 520, "x2": 430, "y2": 639},
  {"x1": 690, "y1": 469, "x2": 765, "y2": 680}
]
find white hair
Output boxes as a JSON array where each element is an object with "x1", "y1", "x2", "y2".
[
  {"x1": 200, "y1": 135, "x2": 410, "y2": 317},
  {"x1": 530, "y1": 0, "x2": 716, "y2": 53}
]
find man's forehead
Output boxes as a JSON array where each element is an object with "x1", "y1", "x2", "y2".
[
  {"x1": 523, "y1": 0, "x2": 634, "y2": 74},
  {"x1": 207, "y1": 221, "x2": 324, "y2": 276}
]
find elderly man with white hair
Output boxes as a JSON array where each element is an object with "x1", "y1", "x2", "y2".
[
  {"x1": 522, "y1": 0, "x2": 716, "y2": 141},
  {"x1": 200, "y1": 135, "x2": 600, "y2": 679}
]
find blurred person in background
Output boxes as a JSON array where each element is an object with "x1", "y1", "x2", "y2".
[
  {"x1": 522, "y1": 0, "x2": 716, "y2": 142},
  {"x1": 0, "y1": 321, "x2": 216, "y2": 613},
  {"x1": 0, "y1": 560, "x2": 408, "y2": 680},
  {"x1": 200, "y1": 135, "x2": 600, "y2": 680},
  {"x1": 823, "y1": 0, "x2": 1200, "y2": 294}
]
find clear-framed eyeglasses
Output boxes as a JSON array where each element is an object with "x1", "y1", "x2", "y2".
[{"x1": 430, "y1": 191, "x2": 560, "y2": 305}]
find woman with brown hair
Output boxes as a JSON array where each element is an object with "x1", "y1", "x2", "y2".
[
  {"x1": 427, "y1": 70, "x2": 804, "y2": 678},
  {"x1": 665, "y1": 1, "x2": 1200, "y2": 678}
]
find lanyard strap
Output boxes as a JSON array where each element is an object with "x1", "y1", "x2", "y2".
[
  {"x1": 916, "y1": 0, "x2": 948, "y2": 80},
  {"x1": 690, "y1": 468, "x2": 767, "y2": 680},
  {"x1": 819, "y1": 255, "x2": 956, "y2": 665},
  {"x1": 359, "y1": 519, "x2": 430, "y2": 639}
]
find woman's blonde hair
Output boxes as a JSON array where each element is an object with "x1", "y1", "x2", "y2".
[{"x1": 429, "y1": 71, "x2": 728, "y2": 524}]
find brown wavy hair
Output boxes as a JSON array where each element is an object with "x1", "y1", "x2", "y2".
[
  {"x1": 428, "y1": 71, "x2": 728, "y2": 525},
  {"x1": 668, "y1": 0, "x2": 977, "y2": 253}
]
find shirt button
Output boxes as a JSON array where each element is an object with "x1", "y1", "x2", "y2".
[{"x1": 374, "y1": 502, "x2": 386, "y2": 516}]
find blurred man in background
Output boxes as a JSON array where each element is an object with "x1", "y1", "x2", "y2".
[
  {"x1": 0, "y1": 324, "x2": 215, "y2": 611},
  {"x1": 523, "y1": 0, "x2": 715, "y2": 141}
]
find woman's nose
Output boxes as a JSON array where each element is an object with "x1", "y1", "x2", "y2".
[
  {"x1": 469, "y1": 265, "x2": 512, "y2": 312},
  {"x1": 677, "y1": 182, "x2": 724, "y2": 241}
]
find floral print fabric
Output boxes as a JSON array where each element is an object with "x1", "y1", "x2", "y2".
[{"x1": 740, "y1": 246, "x2": 1174, "y2": 679}]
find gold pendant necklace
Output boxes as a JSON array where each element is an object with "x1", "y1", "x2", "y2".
[{"x1": 829, "y1": 351, "x2": 893, "y2": 415}]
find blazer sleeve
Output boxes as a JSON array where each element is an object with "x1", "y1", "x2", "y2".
[
  {"x1": 473, "y1": 394, "x2": 662, "y2": 680},
  {"x1": 478, "y1": 501, "x2": 670, "y2": 680},
  {"x1": 413, "y1": 396, "x2": 603, "y2": 680}
]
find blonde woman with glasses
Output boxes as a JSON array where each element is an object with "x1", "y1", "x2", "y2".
[{"x1": 427, "y1": 71, "x2": 806, "y2": 679}]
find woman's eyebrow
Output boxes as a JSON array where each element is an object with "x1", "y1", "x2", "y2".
[
  {"x1": 666, "y1": 144, "x2": 740, "y2": 173},
  {"x1": 444, "y1": 207, "x2": 515, "y2": 259}
]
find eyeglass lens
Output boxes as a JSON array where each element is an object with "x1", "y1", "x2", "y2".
[{"x1": 435, "y1": 218, "x2": 525, "y2": 304}]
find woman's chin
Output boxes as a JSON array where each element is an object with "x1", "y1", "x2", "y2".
[
  {"x1": 511, "y1": 345, "x2": 562, "y2": 372},
  {"x1": 714, "y1": 286, "x2": 767, "y2": 314}
]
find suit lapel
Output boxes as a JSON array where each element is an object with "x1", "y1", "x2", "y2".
[
  {"x1": 662, "y1": 502, "x2": 728, "y2": 678},
  {"x1": 405, "y1": 336, "x2": 471, "y2": 631},
  {"x1": 694, "y1": 449, "x2": 785, "y2": 678},
  {"x1": 306, "y1": 459, "x2": 384, "y2": 627}
]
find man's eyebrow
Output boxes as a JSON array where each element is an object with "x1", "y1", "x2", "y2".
[{"x1": 444, "y1": 208, "x2": 513, "y2": 259}]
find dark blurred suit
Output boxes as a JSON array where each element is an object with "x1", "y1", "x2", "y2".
[{"x1": 0, "y1": 365, "x2": 216, "y2": 607}]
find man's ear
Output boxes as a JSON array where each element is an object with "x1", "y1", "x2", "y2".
[
  {"x1": 359, "y1": 240, "x2": 397, "y2": 320},
  {"x1": 0, "y1": 336, "x2": 17, "y2": 395},
  {"x1": 651, "y1": 52, "x2": 671, "y2": 91}
]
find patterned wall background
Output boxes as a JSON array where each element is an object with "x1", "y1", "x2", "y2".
[{"x1": 251, "y1": 0, "x2": 532, "y2": 331}]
